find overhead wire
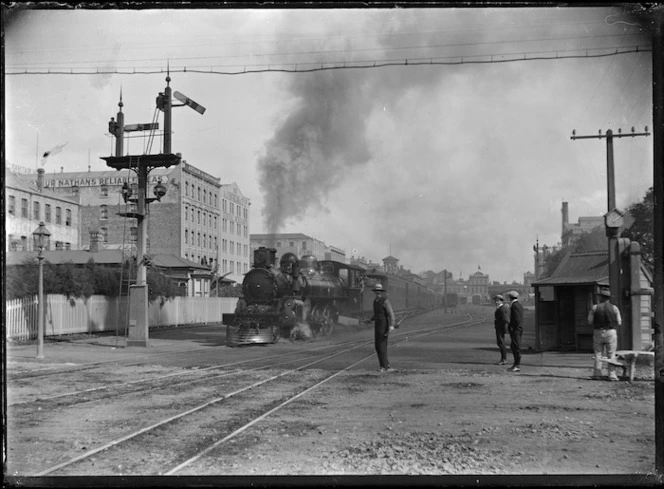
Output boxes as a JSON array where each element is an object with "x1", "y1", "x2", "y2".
[{"x1": 4, "y1": 46, "x2": 652, "y2": 76}]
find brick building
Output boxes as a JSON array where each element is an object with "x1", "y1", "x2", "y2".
[{"x1": 17, "y1": 160, "x2": 251, "y2": 285}]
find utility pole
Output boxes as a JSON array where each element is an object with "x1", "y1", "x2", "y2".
[
  {"x1": 571, "y1": 126, "x2": 650, "y2": 342},
  {"x1": 443, "y1": 269, "x2": 448, "y2": 314},
  {"x1": 651, "y1": 12, "x2": 664, "y2": 475}
]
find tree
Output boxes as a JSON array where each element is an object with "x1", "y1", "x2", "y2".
[
  {"x1": 624, "y1": 186, "x2": 654, "y2": 269},
  {"x1": 5, "y1": 257, "x2": 39, "y2": 300},
  {"x1": 542, "y1": 226, "x2": 605, "y2": 278},
  {"x1": 147, "y1": 268, "x2": 179, "y2": 305},
  {"x1": 573, "y1": 226, "x2": 606, "y2": 252}
]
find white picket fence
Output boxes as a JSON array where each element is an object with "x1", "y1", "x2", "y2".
[{"x1": 6, "y1": 294, "x2": 239, "y2": 341}]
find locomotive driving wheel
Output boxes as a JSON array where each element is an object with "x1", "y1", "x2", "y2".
[
  {"x1": 272, "y1": 326, "x2": 281, "y2": 344},
  {"x1": 309, "y1": 304, "x2": 323, "y2": 337},
  {"x1": 320, "y1": 305, "x2": 334, "y2": 337}
]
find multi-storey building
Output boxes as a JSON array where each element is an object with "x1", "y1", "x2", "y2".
[
  {"x1": 220, "y1": 183, "x2": 251, "y2": 279},
  {"x1": 561, "y1": 201, "x2": 604, "y2": 247},
  {"x1": 467, "y1": 266, "x2": 490, "y2": 299},
  {"x1": 16, "y1": 160, "x2": 251, "y2": 285},
  {"x1": 6, "y1": 169, "x2": 79, "y2": 251},
  {"x1": 250, "y1": 233, "x2": 342, "y2": 265}
]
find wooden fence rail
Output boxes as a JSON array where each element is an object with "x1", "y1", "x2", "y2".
[{"x1": 6, "y1": 295, "x2": 238, "y2": 341}]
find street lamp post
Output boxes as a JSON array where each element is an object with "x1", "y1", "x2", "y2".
[{"x1": 32, "y1": 222, "x2": 51, "y2": 359}]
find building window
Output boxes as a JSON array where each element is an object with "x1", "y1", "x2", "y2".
[
  {"x1": 101, "y1": 184, "x2": 108, "y2": 197},
  {"x1": 45, "y1": 204, "x2": 51, "y2": 223},
  {"x1": 100, "y1": 205, "x2": 108, "y2": 220},
  {"x1": 55, "y1": 206, "x2": 62, "y2": 224},
  {"x1": 203, "y1": 212, "x2": 206, "y2": 227},
  {"x1": 71, "y1": 185, "x2": 79, "y2": 195},
  {"x1": 185, "y1": 182, "x2": 189, "y2": 197},
  {"x1": 214, "y1": 216, "x2": 217, "y2": 229},
  {"x1": 209, "y1": 235, "x2": 212, "y2": 248},
  {"x1": 100, "y1": 227, "x2": 107, "y2": 242},
  {"x1": 222, "y1": 199, "x2": 227, "y2": 212},
  {"x1": 185, "y1": 229, "x2": 189, "y2": 244},
  {"x1": 33, "y1": 201, "x2": 40, "y2": 220},
  {"x1": 276, "y1": 241, "x2": 281, "y2": 247},
  {"x1": 21, "y1": 198, "x2": 28, "y2": 218},
  {"x1": 197, "y1": 186, "x2": 201, "y2": 201},
  {"x1": 130, "y1": 227, "x2": 137, "y2": 242},
  {"x1": 65, "y1": 209, "x2": 72, "y2": 226},
  {"x1": 55, "y1": 241, "x2": 63, "y2": 250},
  {"x1": 214, "y1": 236, "x2": 218, "y2": 249},
  {"x1": 197, "y1": 232, "x2": 201, "y2": 247},
  {"x1": 302, "y1": 241, "x2": 307, "y2": 250},
  {"x1": 203, "y1": 189, "x2": 207, "y2": 204},
  {"x1": 289, "y1": 241, "x2": 294, "y2": 247},
  {"x1": 214, "y1": 194, "x2": 218, "y2": 207},
  {"x1": 8, "y1": 195, "x2": 16, "y2": 215},
  {"x1": 65, "y1": 242, "x2": 71, "y2": 250},
  {"x1": 237, "y1": 223, "x2": 241, "y2": 235},
  {"x1": 185, "y1": 206, "x2": 188, "y2": 221},
  {"x1": 230, "y1": 202, "x2": 234, "y2": 215}
]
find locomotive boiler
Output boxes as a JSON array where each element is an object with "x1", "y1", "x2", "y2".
[{"x1": 223, "y1": 247, "x2": 366, "y2": 345}]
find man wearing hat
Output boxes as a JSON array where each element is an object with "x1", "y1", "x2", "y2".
[
  {"x1": 587, "y1": 286, "x2": 622, "y2": 381},
  {"x1": 493, "y1": 294, "x2": 510, "y2": 365},
  {"x1": 506, "y1": 291, "x2": 523, "y2": 372},
  {"x1": 369, "y1": 283, "x2": 396, "y2": 372}
]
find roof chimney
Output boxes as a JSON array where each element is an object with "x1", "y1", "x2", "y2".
[
  {"x1": 37, "y1": 168, "x2": 45, "y2": 192},
  {"x1": 89, "y1": 230, "x2": 100, "y2": 253},
  {"x1": 561, "y1": 201, "x2": 569, "y2": 236}
]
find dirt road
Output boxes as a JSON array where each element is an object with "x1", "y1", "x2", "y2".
[{"x1": 5, "y1": 307, "x2": 660, "y2": 483}]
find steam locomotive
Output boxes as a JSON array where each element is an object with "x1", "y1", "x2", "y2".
[{"x1": 223, "y1": 246, "x2": 442, "y2": 345}]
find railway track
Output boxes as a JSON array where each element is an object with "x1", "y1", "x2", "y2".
[{"x1": 8, "y1": 310, "x2": 488, "y2": 476}]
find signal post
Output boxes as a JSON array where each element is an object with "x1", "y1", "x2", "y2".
[{"x1": 103, "y1": 74, "x2": 205, "y2": 347}]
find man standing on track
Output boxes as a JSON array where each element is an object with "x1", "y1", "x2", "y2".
[
  {"x1": 493, "y1": 294, "x2": 510, "y2": 365},
  {"x1": 369, "y1": 283, "x2": 396, "y2": 372},
  {"x1": 506, "y1": 290, "x2": 523, "y2": 372}
]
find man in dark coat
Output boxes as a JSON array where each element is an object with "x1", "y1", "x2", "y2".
[
  {"x1": 369, "y1": 283, "x2": 396, "y2": 372},
  {"x1": 493, "y1": 294, "x2": 510, "y2": 365},
  {"x1": 506, "y1": 290, "x2": 524, "y2": 372}
]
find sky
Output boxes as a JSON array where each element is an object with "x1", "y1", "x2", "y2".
[{"x1": 3, "y1": 5, "x2": 656, "y2": 284}]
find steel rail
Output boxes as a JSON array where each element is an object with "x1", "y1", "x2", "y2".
[{"x1": 33, "y1": 313, "x2": 481, "y2": 476}]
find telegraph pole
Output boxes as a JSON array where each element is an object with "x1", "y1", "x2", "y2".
[
  {"x1": 651, "y1": 12, "x2": 664, "y2": 475},
  {"x1": 443, "y1": 269, "x2": 448, "y2": 314},
  {"x1": 571, "y1": 127, "x2": 650, "y2": 318}
]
